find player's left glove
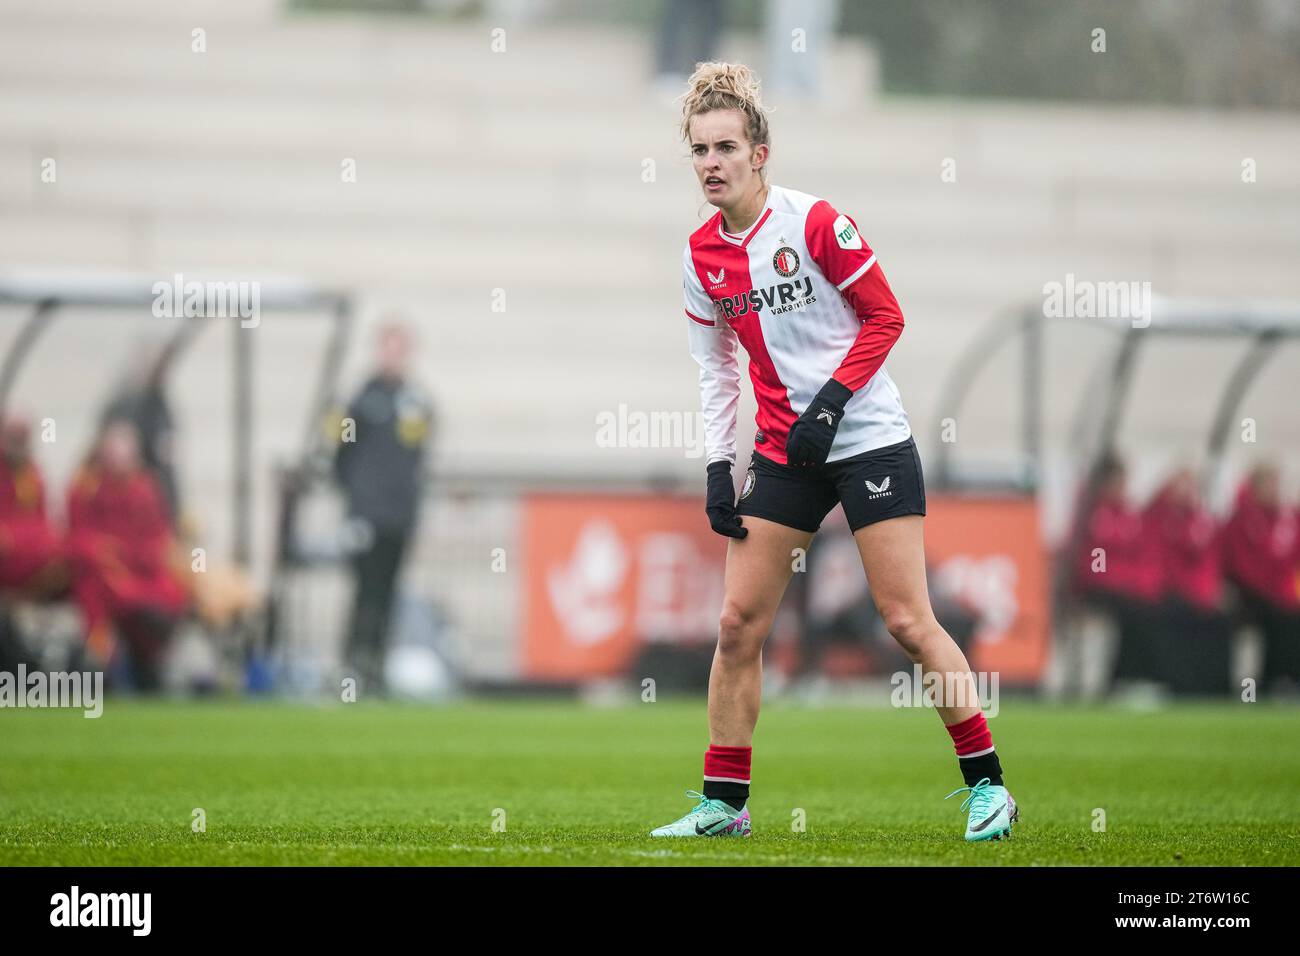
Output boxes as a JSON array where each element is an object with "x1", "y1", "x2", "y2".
[
  {"x1": 784, "y1": 378, "x2": 853, "y2": 468},
  {"x1": 705, "y1": 460, "x2": 748, "y2": 539}
]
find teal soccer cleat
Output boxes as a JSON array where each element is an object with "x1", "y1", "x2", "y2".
[
  {"x1": 649, "y1": 790, "x2": 752, "y2": 837},
  {"x1": 945, "y1": 777, "x2": 1019, "y2": 842}
]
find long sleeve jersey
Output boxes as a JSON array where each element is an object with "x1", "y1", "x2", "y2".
[{"x1": 683, "y1": 183, "x2": 910, "y2": 466}]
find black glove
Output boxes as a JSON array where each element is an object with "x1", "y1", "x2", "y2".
[
  {"x1": 705, "y1": 460, "x2": 748, "y2": 539},
  {"x1": 785, "y1": 378, "x2": 853, "y2": 468}
]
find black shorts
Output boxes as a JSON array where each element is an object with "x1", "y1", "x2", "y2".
[{"x1": 735, "y1": 436, "x2": 927, "y2": 534}]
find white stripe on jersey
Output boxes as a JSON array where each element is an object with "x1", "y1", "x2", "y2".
[
  {"x1": 836, "y1": 254, "x2": 877, "y2": 292},
  {"x1": 683, "y1": 243, "x2": 742, "y2": 466}
]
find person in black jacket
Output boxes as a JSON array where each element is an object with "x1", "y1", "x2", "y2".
[
  {"x1": 333, "y1": 321, "x2": 434, "y2": 694},
  {"x1": 102, "y1": 340, "x2": 182, "y2": 526}
]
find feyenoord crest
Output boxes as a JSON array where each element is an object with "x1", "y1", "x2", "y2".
[
  {"x1": 741, "y1": 466, "x2": 757, "y2": 499},
  {"x1": 772, "y1": 246, "x2": 800, "y2": 278}
]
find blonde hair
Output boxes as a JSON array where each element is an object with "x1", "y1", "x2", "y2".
[{"x1": 679, "y1": 62, "x2": 771, "y2": 165}]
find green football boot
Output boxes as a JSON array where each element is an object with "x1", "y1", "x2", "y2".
[
  {"x1": 945, "y1": 776, "x2": 1019, "y2": 842},
  {"x1": 649, "y1": 790, "x2": 752, "y2": 837}
]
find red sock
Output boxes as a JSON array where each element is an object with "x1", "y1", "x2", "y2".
[
  {"x1": 946, "y1": 712, "x2": 993, "y2": 756},
  {"x1": 703, "y1": 744, "x2": 751, "y2": 808},
  {"x1": 945, "y1": 713, "x2": 1003, "y2": 787}
]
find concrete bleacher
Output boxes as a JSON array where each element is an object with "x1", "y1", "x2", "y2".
[{"x1": 2, "y1": 2, "x2": 1299, "y2": 675}]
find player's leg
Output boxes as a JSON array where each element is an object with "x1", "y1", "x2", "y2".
[
  {"x1": 835, "y1": 437, "x2": 1017, "y2": 841},
  {"x1": 854, "y1": 515, "x2": 1017, "y2": 841},
  {"x1": 651, "y1": 453, "x2": 832, "y2": 837},
  {"x1": 709, "y1": 514, "x2": 814, "y2": 746},
  {"x1": 852, "y1": 515, "x2": 977, "y2": 723},
  {"x1": 853, "y1": 516, "x2": 979, "y2": 723},
  {"x1": 650, "y1": 517, "x2": 812, "y2": 837}
]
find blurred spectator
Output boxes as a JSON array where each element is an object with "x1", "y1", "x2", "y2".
[
  {"x1": 333, "y1": 321, "x2": 435, "y2": 694},
  {"x1": 1223, "y1": 465, "x2": 1300, "y2": 689},
  {"x1": 66, "y1": 419, "x2": 190, "y2": 689},
  {"x1": 105, "y1": 337, "x2": 257, "y2": 647},
  {"x1": 1144, "y1": 468, "x2": 1230, "y2": 695},
  {"x1": 764, "y1": 0, "x2": 837, "y2": 98},
  {"x1": 0, "y1": 415, "x2": 67, "y2": 599},
  {"x1": 101, "y1": 338, "x2": 182, "y2": 525},
  {"x1": 1072, "y1": 455, "x2": 1164, "y2": 688},
  {"x1": 0, "y1": 415, "x2": 69, "y2": 671},
  {"x1": 654, "y1": 0, "x2": 724, "y2": 89}
]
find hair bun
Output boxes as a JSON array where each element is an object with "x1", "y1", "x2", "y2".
[{"x1": 679, "y1": 61, "x2": 770, "y2": 149}]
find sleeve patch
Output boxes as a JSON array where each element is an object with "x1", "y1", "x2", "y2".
[{"x1": 832, "y1": 214, "x2": 862, "y2": 250}]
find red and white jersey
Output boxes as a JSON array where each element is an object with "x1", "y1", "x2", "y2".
[{"x1": 683, "y1": 183, "x2": 910, "y2": 466}]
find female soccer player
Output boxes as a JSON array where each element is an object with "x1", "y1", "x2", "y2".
[{"x1": 650, "y1": 62, "x2": 1017, "y2": 842}]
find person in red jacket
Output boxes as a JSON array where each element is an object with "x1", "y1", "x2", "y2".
[
  {"x1": 1144, "y1": 469, "x2": 1230, "y2": 695},
  {"x1": 1223, "y1": 465, "x2": 1300, "y2": 689},
  {"x1": 66, "y1": 419, "x2": 190, "y2": 690},
  {"x1": 0, "y1": 415, "x2": 70, "y2": 672},
  {"x1": 1072, "y1": 455, "x2": 1164, "y2": 688},
  {"x1": 0, "y1": 415, "x2": 67, "y2": 596}
]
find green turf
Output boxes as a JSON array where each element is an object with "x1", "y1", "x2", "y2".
[{"x1": 1, "y1": 697, "x2": 1297, "y2": 865}]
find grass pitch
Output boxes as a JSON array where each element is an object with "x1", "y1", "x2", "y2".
[{"x1": 1, "y1": 697, "x2": 1297, "y2": 866}]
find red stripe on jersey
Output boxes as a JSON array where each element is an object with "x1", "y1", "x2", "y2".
[
  {"x1": 718, "y1": 207, "x2": 773, "y2": 248},
  {"x1": 740, "y1": 208, "x2": 772, "y2": 248},
  {"x1": 685, "y1": 309, "x2": 714, "y2": 327},
  {"x1": 805, "y1": 199, "x2": 905, "y2": 392},
  {"x1": 804, "y1": 200, "x2": 873, "y2": 286},
  {"x1": 830, "y1": 265, "x2": 905, "y2": 391},
  {"x1": 690, "y1": 226, "x2": 797, "y2": 464}
]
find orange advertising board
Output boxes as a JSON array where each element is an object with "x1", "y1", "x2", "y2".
[
  {"x1": 521, "y1": 493, "x2": 1049, "y2": 683},
  {"x1": 521, "y1": 494, "x2": 727, "y2": 679},
  {"x1": 922, "y1": 496, "x2": 1050, "y2": 683}
]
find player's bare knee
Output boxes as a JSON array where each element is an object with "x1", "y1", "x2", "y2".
[
  {"x1": 717, "y1": 603, "x2": 765, "y2": 662},
  {"x1": 880, "y1": 605, "x2": 935, "y2": 658}
]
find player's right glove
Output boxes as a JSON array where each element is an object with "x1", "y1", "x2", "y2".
[{"x1": 705, "y1": 460, "x2": 748, "y2": 539}]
